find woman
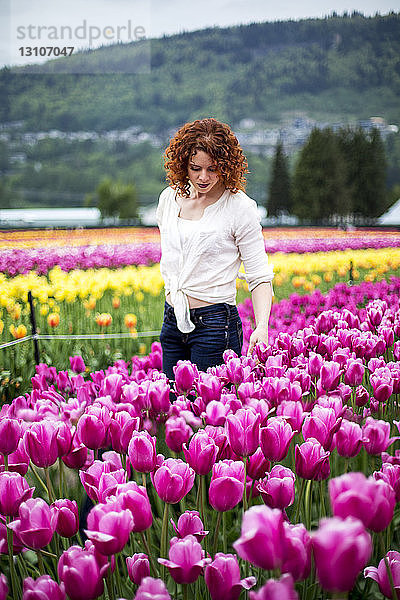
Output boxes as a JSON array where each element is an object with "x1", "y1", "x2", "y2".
[{"x1": 156, "y1": 117, "x2": 274, "y2": 381}]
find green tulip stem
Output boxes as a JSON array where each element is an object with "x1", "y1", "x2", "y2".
[
  {"x1": 182, "y1": 583, "x2": 188, "y2": 600},
  {"x1": 212, "y1": 511, "x2": 222, "y2": 557},
  {"x1": 36, "y1": 549, "x2": 45, "y2": 575},
  {"x1": 142, "y1": 472, "x2": 147, "y2": 489},
  {"x1": 305, "y1": 479, "x2": 313, "y2": 530},
  {"x1": 29, "y1": 463, "x2": 49, "y2": 496},
  {"x1": 58, "y1": 457, "x2": 64, "y2": 499},
  {"x1": 4, "y1": 454, "x2": 8, "y2": 471},
  {"x1": 294, "y1": 478, "x2": 306, "y2": 523},
  {"x1": 160, "y1": 502, "x2": 170, "y2": 580},
  {"x1": 319, "y1": 480, "x2": 326, "y2": 518},
  {"x1": 140, "y1": 531, "x2": 159, "y2": 577},
  {"x1": 106, "y1": 561, "x2": 116, "y2": 600},
  {"x1": 222, "y1": 510, "x2": 227, "y2": 554},
  {"x1": 243, "y1": 457, "x2": 248, "y2": 513},
  {"x1": 44, "y1": 467, "x2": 55, "y2": 503},
  {"x1": 7, "y1": 517, "x2": 18, "y2": 599}
]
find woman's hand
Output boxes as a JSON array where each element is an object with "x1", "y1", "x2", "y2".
[{"x1": 247, "y1": 323, "x2": 268, "y2": 356}]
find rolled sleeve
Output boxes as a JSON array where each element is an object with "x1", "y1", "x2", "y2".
[{"x1": 234, "y1": 200, "x2": 274, "y2": 292}]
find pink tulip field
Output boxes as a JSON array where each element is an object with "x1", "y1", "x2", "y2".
[{"x1": 0, "y1": 237, "x2": 400, "y2": 599}]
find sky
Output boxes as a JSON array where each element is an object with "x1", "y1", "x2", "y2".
[{"x1": 0, "y1": 0, "x2": 399, "y2": 69}]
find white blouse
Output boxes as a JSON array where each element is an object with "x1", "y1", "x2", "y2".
[{"x1": 156, "y1": 186, "x2": 274, "y2": 333}]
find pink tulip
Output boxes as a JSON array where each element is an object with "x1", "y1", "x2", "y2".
[
  {"x1": 276, "y1": 401, "x2": 305, "y2": 431},
  {"x1": 22, "y1": 575, "x2": 65, "y2": 600},
  {"x1": 62, "y1": 433, "x2": 90, "y2": 470},
  {"x1": 295, "y1": 438, "x2": 330, "y2": 481},
  {"x1": 147, "y1": 379, "x2": 171, "y2": 416},
  {"x1": 247, "y1": 447, "x2": 270, "y2": 480},
  {"x1": 329, "y1": 472, "x2": 396, "y2": 532},
  {"x1": 0, "y1": 575, "x2": 7, "y2": 600},
  {"x1": 302, "y1": 406, "x2": 342, "y2": 451},
  {"x1": 54, "y1": 421, "x2": 72, "y2": 458},
  {"x1": 134, "y1": 577, "x2": 171, "y2": 600},
  {"x1": 362, "y1": 417, "x2": 399, "y2": 455},
  {"x1": 195, "y1": 373, "x2": 222, "y2": 403},
  {"x1": 80, "y1": 459, "x2": 126, "y2": 503},
  {"x1": 115, "y1": 481, "x2": 153, "y2": 533},
  {"x1": 209, "y1": 460, "x2": 245, "y2": 512},
  {"x1": 226, "y1": 408, "x2": 260, "y2": 458},
  {"x1": 308, "y1": 352, "x2": 324, "y2": 378},
  {"x1": 77, "y1": 406, "x2": 110, "y2": 450},
  {"x1": 173, "y1": 360, "x2": 197, "y2": 394},
  {"x1": 374, "y1": 463, "x2": 400, "y2": 502},
  {"x1": 226, "y1": 358, "x2": 245, "y2": 385},
  {"x1": 58, "y1": 545, "x2": 104, "y2": 600},
  {"x1": 171, "y1": 511, "x2": 208, "y2": 541},
  {"x1": 182, "y1": 430, "x2": 218, "y2": 475},
  {"x1": 126, "y1": 553, "x2": 150, "y2": 585},
  {"x1": 233, "y1": 505, "x2": 286, "y2": 570},
  {"x1": 51, "y1": 499, "x2": 79, "y2": 538},
  {"x1": 165, "y1": 416, "x2": 192, "y2": 453},
  {"x1": 0, "y1": 418, "x2": 21, "y2": 455},
  {"x1": 355, "y1": 385, "x2": 370, "y2": 407},
  {"x1": 260, "y1": 417, "x2": 296, "y2": 462},
  {"x1": 69, "y1": 355, "x2": 86, "y2": 374},
  {"x1": 205, "y1": 400, "x2": 230, "y2": 426},
  {"x1": 319, "y1": 361, "x2": 342, "y2": 391},
  {"x1": 0, "y1": 515, "x2": 24, "y2": 554},
  {"x1": 0, "y1": 471, "x2": 34, "y2": 517},
  {"x1": 8, "y1": 498, "x2": 56, "y2": 549},
  {"x1": 257, "y1": 465, "x2": 295, "y2": 510},
  {"x1": 249, "y1": 574, "x2": 299, "y2": 600},
  {"x1": 364, "y1": 550, "x2": 400, "y2": 599},
  {"x1": 344, "y1": 358, "x2": 365, "y2": 387},
  {"x1": 312, "y1": 516, "x2": 372, "y2": 592},
  {"x1": 85, "y1": 500, "x2": 133, "y2": 555},
  {"x1": 205, "y1": 553, "x2": 256, "y2": 600},
  {"x1": 282, "y1": 522, "x2": 311, "y2": 581},
  {"x1": 151, "y1": 458, "x2": 195, "y2": 504},
  {"x1": 335, "y1": 419, "x2": 364, "y2": 457},
  {"x1": 24, "y1": 421, "x2": 58, "y2": 468},
  {"x1": 158, "y1": 534, "x2": 211, "y2": 584},
  {"x1": 0, "y1": 437, "x2": 30, "y2": 476},
  {"x1": 128, "y1": 431, "x2": 157, "y2": 473}
]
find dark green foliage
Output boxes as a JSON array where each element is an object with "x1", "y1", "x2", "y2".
[
  {"x1": 1, "y1": 13, "x2": 399, "y2": 132},
  {"x1": 268, "y1": 141, "x2": 292, "y2": 215},
  {"x1": 292, "y1": 126, "x2": 388, "y2": 220},
  {"x1": 292, "y1": 128, "x2": 350, "y2": 220},
  {"x1": 92, "y1": 178, "x2": 138, "y2": 220},
  {"x1": 338, "y1": 127, "x2": 387, "y2": 217}
]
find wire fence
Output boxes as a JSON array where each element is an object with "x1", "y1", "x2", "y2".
[{"x1": 0, "y1": 330, "x2": 161, "y2": 352}]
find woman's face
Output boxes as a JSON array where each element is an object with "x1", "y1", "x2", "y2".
[{"x1": 187, "y1": 150, "x2": 222, "y2": 195}]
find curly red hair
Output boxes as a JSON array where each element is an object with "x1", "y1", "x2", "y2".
[{"x1": 163, "y1": 118, "x2": 249, "y2": 197}]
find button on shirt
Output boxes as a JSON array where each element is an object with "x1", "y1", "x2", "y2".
[{"x1": 156, "y1": 186, "x2": 274, "y2": 333}]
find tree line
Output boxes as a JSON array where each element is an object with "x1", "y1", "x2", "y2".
[{"x1": 268, "y1": 126, "x2": 389, "y2": 223}]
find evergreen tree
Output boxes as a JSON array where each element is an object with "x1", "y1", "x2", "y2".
[
  {"x1": 292, "y1": 128, "x2": 350, "y2": 222},
  {"x1": 268, "y1": 140, "x2": 292, "y2": 216},
  {"x1": 338, "y1": 126, "x2": 387, "y2": 218}
]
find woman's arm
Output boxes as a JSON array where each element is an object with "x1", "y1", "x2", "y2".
[{"x1": 247, "y1": 281, "x2": 273, "y2": 355}]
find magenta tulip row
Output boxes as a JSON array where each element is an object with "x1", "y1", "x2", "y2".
[
  {"x1": 0, "y1": 278, "x2": 399, "y2": 599},
  {"x1": 1, "y1": 233, "x2": 400, "y2": 275}
]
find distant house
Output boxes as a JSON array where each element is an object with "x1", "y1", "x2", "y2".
[{"x1": 378, "y1": 199, "x2": 400, "y2": 226}]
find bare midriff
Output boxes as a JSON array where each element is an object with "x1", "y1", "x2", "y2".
[{"x1": 166, "y1": 292, "x2": 213, "y2": 309}]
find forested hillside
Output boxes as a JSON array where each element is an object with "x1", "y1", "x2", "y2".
[{"x1": 1, "y1": 12, "x2": 399, "y2": 132}]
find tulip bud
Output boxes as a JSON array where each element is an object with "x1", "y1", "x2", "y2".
[{"x1": 126, "y1": 553, "x2": 150, "y2": 585}]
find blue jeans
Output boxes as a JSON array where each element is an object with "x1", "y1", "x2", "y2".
[{"x1": 160, "y1": 301, "x2": 243, "y2": 381}]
